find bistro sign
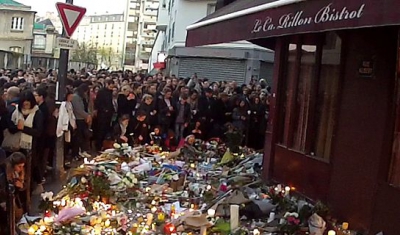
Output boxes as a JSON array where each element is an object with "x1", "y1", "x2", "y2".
[{"x1": 251, "y1": 3, "x2": 365, "y2": 33}]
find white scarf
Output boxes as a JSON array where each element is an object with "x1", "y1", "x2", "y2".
[
  {"x1": 11, "y1": 105, "x2": 39, "y2": 150},
  {"x1": 56, "y1": 101, "x2": 76, "y2": 142}
]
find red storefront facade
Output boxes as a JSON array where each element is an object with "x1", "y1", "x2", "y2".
[{"x1": 187, "y1": 1, "x2": 400, "y2": 234}]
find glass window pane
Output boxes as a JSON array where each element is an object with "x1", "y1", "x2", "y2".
[
  {"x1": 291, "y1": 45, "x2": 316, "y2": 151},
  {"x1": 311, "y1": 32, "x2": 341, "y2": 159},
  {"x1": 279, "y1": 43, "x2": 297, "y2": 145}
]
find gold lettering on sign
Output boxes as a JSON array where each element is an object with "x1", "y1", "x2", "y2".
[{"x1": 251, "y1": 3, "x2": 366, "y2": 33}]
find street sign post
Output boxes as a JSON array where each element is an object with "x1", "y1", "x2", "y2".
[
  {"x1": 54, "y1": 1, "x2": 86, "y2": 181},
  {"x1": 55, "y1": 2, "x2": 86, "y2": 38}
]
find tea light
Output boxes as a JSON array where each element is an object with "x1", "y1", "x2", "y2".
[
  {"x1": 328, "y1": 231, "x2": 336, "y2": 235},
  {"x1": 28, "y1": 227, "x2": 35, "y2": 235},
  {"x1": 342, "y1": 222, "x2": 349, "y2": 230},
  {"x1": 207, "y1": 209, "x2": 216, "y2": 217},
  {"x1": 253, "y1": 229, "x2": 260, "y2": 235},
  {"x1": 105, "y1": 219, "x2": 111, "y2": 227},
  {"x1": 284, "y1": 186, "x2": 291, "y2": 196},
  {"x1": 190, "y1": 163, "x2": 195, "y2": 168},
  {"x1": 39, "y1": 225, "x2": 46, "y2": 232}
]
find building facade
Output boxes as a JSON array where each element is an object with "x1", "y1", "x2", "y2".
[
  {"x1": 186, "y1": 0, "x2": 400, "y2": 234},
  {"x1": 150, "y1": 0, "x2": 274, "y2": 84},
  {"x1": 73, "y1": 14, "x2": 125, "y2": 70},
  {"x1": 31, "y1": 19, "x2": 59, "y2": 69},
  {"x1": 123, "y1": 0, "x2": 141, "y2": 70},
  {"x1": 135, "y1": 0, "x2": 158, "y2": 72},
  {"x1": 0, "y1": 0, "x2": 35, "y2": 68}
]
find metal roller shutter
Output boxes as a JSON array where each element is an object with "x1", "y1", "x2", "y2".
[
  {"x1": 178, "y1": 57, "x2": 246, "y2": 84},
  {"x1": 259, "y1": 61, "x2": 274, "y2": 87}
]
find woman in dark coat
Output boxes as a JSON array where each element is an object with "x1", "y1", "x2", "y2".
[{"x1": 117, "y1": 85, "x2": 136, "y2": 118}]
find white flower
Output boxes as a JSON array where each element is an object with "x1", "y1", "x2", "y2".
[
  {"x1": 41, "y1": 191, "x2": 54, "y2": 201},
  {"x1": 121, "y1": 143, "x2": 129, "y2": 148},
  {"x1": 113, "y1": 143, "x2": 121, "y2": 149},
  {"x1": 81, "y1": 177, "x2": 87, "y2": 184},
  {"x1": 122, "y1": 178, "x2": 130, "y2": 185}
]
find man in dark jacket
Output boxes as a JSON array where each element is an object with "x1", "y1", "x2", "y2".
[
  {"x1": 198, "y1": 88, "x2": 215, "y2": 139},
  {"x1": 94, "y1": 80, "x2": 114, "y2": 151},
  {"x1": 33, "y1": 87, "x2": 49, "y2": 183},
  {"x1": 174, "y1": 94, "x2": 191, "y2": 141}
]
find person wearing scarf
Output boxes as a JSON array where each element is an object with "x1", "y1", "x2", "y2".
[{"x1": 7, "y1": 90, "x2": 43, "y2": 196}]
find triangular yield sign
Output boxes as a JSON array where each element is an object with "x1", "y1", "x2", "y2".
[{"x1": 56, "y1": 2, "x2": 86, "y2": 38}]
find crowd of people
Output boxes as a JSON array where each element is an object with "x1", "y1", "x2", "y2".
[{"x1": 0, "y1": 67, "x2": 271, "y2": 232}]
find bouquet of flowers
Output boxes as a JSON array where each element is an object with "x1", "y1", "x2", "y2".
[
  {"x1": 38, "y1": 191, "x2": 54, "y2": 212},
  {"x1": 279, "y1": 212, "x2": 301, "y2": 235}
]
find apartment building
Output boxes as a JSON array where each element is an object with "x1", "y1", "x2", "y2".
[
  {"x1": 31, "y1": 19, "x2": 59, "y2": 69},
  {"x1": 134, "y1": 0, "x2": 158, "y2": 72},
  {"x1": 0, "y1": 0, "x2": 35, "y2": 68},
  {"x1": 73, "y1": 14, "x2": 125, "y2": 70},
  {"x1": 150, "y1": 0, "x2": 274, "y2": 84},
  {"x1": 123, "y1": 0, "x2": 140, "y2": 70}
]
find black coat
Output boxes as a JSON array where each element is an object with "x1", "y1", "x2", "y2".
[
  {"x1": 158, "y1": 98, "x2": 174, "y2": 124},
  {"x1": 174, "y1": 102, "x2": 191, "y2": 124},
  {"x1": 198, "y1": 96, "x2": 215, "y2": 120},
  {"x1": 117, "y1": 94, "x2": 136, "y2": 118},
  {"x1": 95, "y1": 88, "x2": 113, "y2": 117}
]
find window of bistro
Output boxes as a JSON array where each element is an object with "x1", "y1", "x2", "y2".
[{"x1": 277, "y1": 32, "x2": 341, "y2": 161}]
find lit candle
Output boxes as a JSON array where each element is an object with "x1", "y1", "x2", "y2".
[
  {"x1": 268, "y1": 212, "x2": 275, "y2": 223},
  {"x1": 253, "y1": 228, "x2": 260, "y2": 235},
  {"x1": 284, "y1": 186, "x2": 291, "y2": 196},
  {"x1": 328, "y1": 230, "x2": 336, "y2": 235},
  {"x1": 342, "y1": 222, "x2": 349, "y2": 230},
  {"x1": 105, "y1": 219, "x2": 111, "y2": 227},
  {"x1": 146, "y1": 213, "x2": 154, "y2": 226},
  {"x1": 40, "y1": 225, "x2": 46, "y2": 231},
  {"x1": 190, "y1": 163, "x2": 195, "y2": 168},
  {"x1": 200, "y1": 226, "x2": 207, "y2": 235},
  {"x1": 28, "y1": 227, "x2": 35, "y2": 235},
  {"x1": 207, "y1": 209, "x2": 215, "y2": 217},
  {"x1": 151, "y1": 200, "x2": 156, "y2": 205}
]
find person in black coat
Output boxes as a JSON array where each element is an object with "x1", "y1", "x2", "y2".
[
  {"x1": 198, "y1": 88, "x2": 215, "y2": 139},
  {"x1": 173, "y1": 94, "x2": 191, "y2": 141},
  {"x1": 138, "y1": 94, "x2": 157, "y2": 127},
  {"x1": 94, "y1": 80, "x2": 114, "y2": 151},
  {"x1": 128, "y1": 111, "x2": 148, "y2": 145},
  {"x1": 117, "y1": 85, "x2": 136, "y2": 118},
  {"x1": 112, "y1": 114, "x2": 131, "y2": 144},
  {"x1": 157, "y1": 88, "x2": 174, "y2": 134},
  {"x1": 211, "y1": 92, "x2": 232, "y2": 138}
]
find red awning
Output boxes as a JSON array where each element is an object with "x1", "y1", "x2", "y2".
[{"x1": 186, "y1": 0, "x2": 400, "y2": 48}]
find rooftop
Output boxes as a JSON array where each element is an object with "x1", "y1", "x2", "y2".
[{"x1": 0, "y1": 0, "x2": 27, "y2": 7}]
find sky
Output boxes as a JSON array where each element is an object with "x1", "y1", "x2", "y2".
[{"x1": 18, "y1": 0, "x2": 126, "y2": 15}]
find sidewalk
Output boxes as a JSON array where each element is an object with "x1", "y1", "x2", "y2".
[{"x1": 30, "y1": 161, "x2": 82, "y2": 215}]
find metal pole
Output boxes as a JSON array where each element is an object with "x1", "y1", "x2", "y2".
[
  {"x1": 54, "y1": 0, "x2": 74, "y2": 180},
  {"x1": 8, "y1": 183, "x2": 15, "y2": 235}
]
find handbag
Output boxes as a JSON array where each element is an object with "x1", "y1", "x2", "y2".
[{"x1": 1, "y1": 129, "x2": 21, "y2": 151}]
